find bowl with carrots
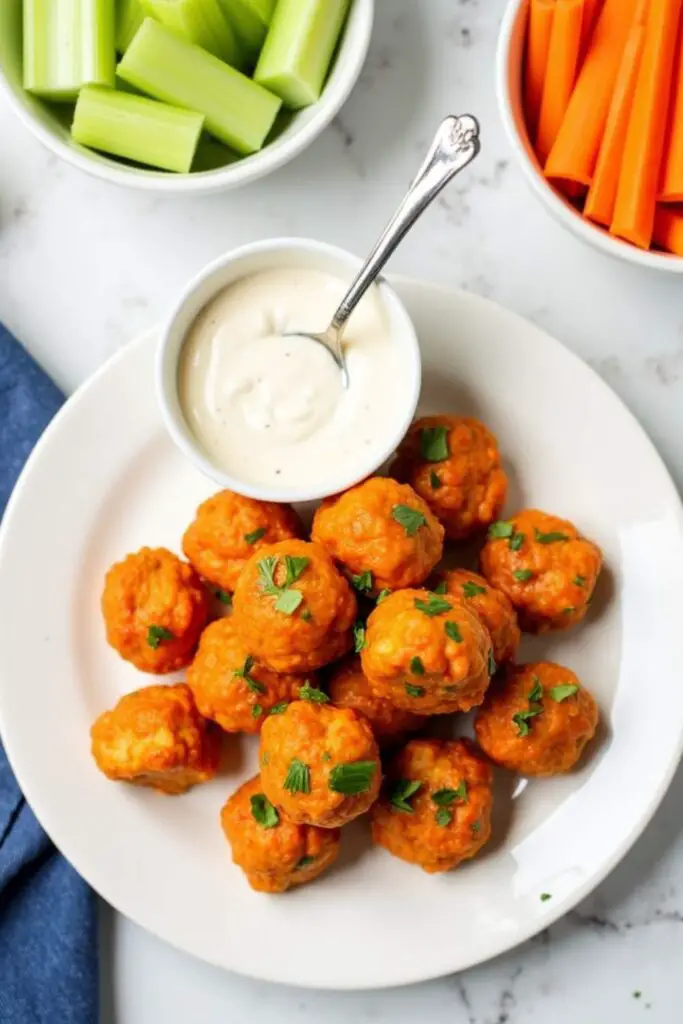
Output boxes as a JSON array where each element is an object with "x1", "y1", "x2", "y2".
[
  {"x1": 498, "y1": 0, "x2": 683, "y2": 271},
  {"x1": 0, "y1": 0, "x2": 373, "y2": 193}
]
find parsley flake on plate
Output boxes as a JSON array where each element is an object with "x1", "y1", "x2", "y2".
[
  {"x1": 283, "y1": 759, "x2": 310, "y2": 795},
  {"x1": 298, "y1": 682, "x2": 329, "y2": 704},
  {"x1": 432, "y1": 780, "x2": 467, "y2": 805},
  {"x1": 147, "y1": 625, "x2": 173, "y2": 649},
  {"x1": 269, "y1": 702, "x2": 288, "y2": 715},
  {"x1": 389, "y1": 779, "x2": 422, "y2": 813},
  {"x1": 420, "y1": 425, "x2": 450, "y2": 462},
  {"x1": 435, "y1": 808, "x2": 453, "y2": 828},
  {"x1": 410, "y1": 655, "x2": 425, "y2": 676},
  {"x1": 296, "y1": 855, "x2": 315, "y2": 869},
  {"x1": 488, "y1": 521, "x2": 513, "y2": 539},
  {"x1": 430, "y1": 471, "x2": 442, "y2": 490},
  {"x1": 391, "y1": 505, "x2": 427, "y2": 536},
  {"x1": 462, "y1": 581, "x2": 486, "y2": 597},
  {"x1": 234, "y1": 655, "x2": 266, "y2": 695},
  {"x1": 250, "y1": 793, "x2": 279, "y2": 829},
  {"x1": 405, "y1": 683, "x2": 425, "y2": 698},
  {"x1": 244, "y1": 527, "x2": 266, "y2": 545},
  {"x1": 353, "y1": 620, "x2": 366, "y2": 653},
  {"x1": 549, "y1": 683, "x2": 579, "y2": 702},
  {"x1": 534, "y1": 528, "x2": 569, "y2": 544},
  {"x1": 444, "y1": 621, "x2": 463, "y2": 643},
  {"x1": 328, "y1": 761, "x2": 376, "y2": 795},
  {"x1": 414, "y1": 595, "x2": 452, "y2": 616},
  {"x1": 215, "y1": 588, "x2": 232, "y2": 606},
  {"x1": 514, "y1": 569, "x2": 534, "y2": 581},
  {"x1": 351, "y1": 570, "x2": 373, "y2": 594}
]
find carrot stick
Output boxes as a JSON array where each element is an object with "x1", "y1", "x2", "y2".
[
  {"x1": 524, "y1": 0, "x2": 556, "y2": 140},
  {"x1": 584, "y1": 19, "x2": 647, "y2": 225},
  {"x1": 659, "y1": 15, "x2": 683, "y2": 200},
  {"x1": 536, "y1": 0, "x2": 585, "y2": 163},
  {"x1": 544, "y1": 0, "x2": 641, "y2": 186},
  {"x1": 652, "y1": 205, "x2": 683, "y2": 252},
  {"x1": 611, "y1": 0, "x2": 682, "y2": 249}
]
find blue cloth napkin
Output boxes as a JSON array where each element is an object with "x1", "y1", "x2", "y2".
[{"x1": 0, "y1": 325, "x2": 98, "y2": 1024}]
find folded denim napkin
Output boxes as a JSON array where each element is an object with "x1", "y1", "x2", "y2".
[{"x1": 0, "y1": 324, "x2": 98, "y2": 1024}]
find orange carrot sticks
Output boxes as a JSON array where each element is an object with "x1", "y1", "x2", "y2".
[
  {"x1": 611, "y1": 0, "x2": 682, "y2": 248},
  {"x1": 652, "y1": 205, "x2": 683, "y2": 252},
  {"x1": 659, "y1": 15, "x2": 683, "y2": 200},
  {"x1": 580, "y1": 0, "x2": 604, "y2": 54},
  {"x1": 536, "y1": 0, "x2": 585, "y2": 163},
  {"x1": 544, "y1": 0, "x2": 640, "y2": 186},
  {"x1": 524, "y1": 0, "x2": 556, "y2": 139},
  {"x1": 585, "y1": 12, "x2": 647, "y2": 225}
]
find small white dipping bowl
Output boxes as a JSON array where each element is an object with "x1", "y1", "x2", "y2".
[
  {"x1": 157, "y1": 237, "x2": 422, "y2": 503},
  {"x1": 497, "y1": 0, "x2": 683, "y2": 273},
  {"x1": 0, "y1": 0, "x2": 373, "y2": 194}
]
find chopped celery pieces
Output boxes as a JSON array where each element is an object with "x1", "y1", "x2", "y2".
[
  {"x1": 115, "y1": 0, "x2": 144, "y2": 52},
  {"x1": 72, "y1": 84, "x2": 204, "y2": 171},
  {"x1": 118, "y1": 18, "x2": 281, "y2": 154},
  {"x1": 24, "y1": 0, "x2": 116, "y2": 100},
  {"x1": 218, "y1": 0, "x2": 276, "y2": 62},
  {"x1": 139, "y1": 0, "x2": 242, "y2": 67},
  {"x1": 254, "y1": 0, "x2": 350, "y2": 110}
]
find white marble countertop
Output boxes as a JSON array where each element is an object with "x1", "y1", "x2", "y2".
[{"x1": 2, "y1": 1, "x2": 682, "y2": 1021}]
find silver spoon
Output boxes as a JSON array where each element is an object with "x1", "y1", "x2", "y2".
[{"x1": 286, "y1": 114, "x2": 481, "y2": 386}]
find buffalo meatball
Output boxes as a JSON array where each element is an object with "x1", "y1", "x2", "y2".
[
  {"x1": 183, "y1": 490, "x2": 302, "y2": 594},
  {"x1": 221, "y1": 775, "x2": 340, "y2": 893},
  {"x1": 232, "y1": 540, "x2": 357, "y2": 673},
  {"x1": 438, "y1": 568, "x2": 520, "y2": 666},
  {"x1": 327, "y1": 656, "x2": 426, "y2": 747},
  {"x1": 474, "y1": 662, "x2": 599, "y2": 776},
  {"x1": 480, "y1": 509, "x2": 602, "y2": 633},
  {"x1": 90, "y1": 684, "x2": 221, "y2": 794},
  {"x1": 311, "y1": 477, "x2": 444, "y2": 592},
  {"x1": 361, "y1": 588, "x2": 492, "y2": 715},
  {"x1": 371, "y1": 738, "x2": 492, "y2": 873},
  {"x1": 102, "y1": 547, "x2": 210, "y2": 673},
  {"x1": 187, "y1": 617, "x2": 310, "y2": 733},
  {"x1": 259, "y1": 700, "x2": 381, "y2": 827},
  {"x1": 392, "y1": 416, "x2": 507, "y2": 540}
]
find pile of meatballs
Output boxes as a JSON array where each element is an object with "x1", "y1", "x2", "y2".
[{"x1": 91, "y1": 415, "x2": 602, "y2": 893}]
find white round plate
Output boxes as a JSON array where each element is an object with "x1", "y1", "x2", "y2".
[{"x1": 1, "y1": 278, "x2": 682, "y2": 990}]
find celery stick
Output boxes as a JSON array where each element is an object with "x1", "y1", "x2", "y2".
[
  {"x1": 116, "y1": 0, "x2": 144, "y2": 52},
  {"x1": 254, "y1": 0, "x2": 350, "y2": 110},
  {"x1": 139, "y1": 0, "x2": 241, "y2": 67},
  {"x1": 118, "y1": 19, "x2": 281, "y2": 153},
  {"x1": 72, "y1": 84, "x2": 204, "y2": 171},
  {"x1": 24, "y1": 0, "x2": 116, "y2": 100},
  {"x1": 218, "y1": 0, "x2": 276, "y2": 63}
]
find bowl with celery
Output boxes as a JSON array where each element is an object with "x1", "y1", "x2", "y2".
[{"x1": 0, "y1": 0, "x2": 373, "y2": 192}]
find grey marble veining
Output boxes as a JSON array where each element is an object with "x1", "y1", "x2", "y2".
[{"x1": 1, "y1": 1, "x2": 682, "y2": 1021}]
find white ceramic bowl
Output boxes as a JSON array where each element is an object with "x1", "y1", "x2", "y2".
[
  {"x1": 0, "y1": 0, "x2": 373, "y2": 193},
  {"x1": 157, "y1": 237, "x2": 422, "y2": 502},
  {"x1": 497, "y1": 0, "x2": 683, "y2": 273}
]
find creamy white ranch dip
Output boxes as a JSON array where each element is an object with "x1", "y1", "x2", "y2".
[{"x1": 178, "y1": 268, "x2": 412, "y2": 491}]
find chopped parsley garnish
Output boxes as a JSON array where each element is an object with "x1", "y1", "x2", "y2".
[
  {"x1": 269, "y1": 702, "x2": 288, "y2": 715},
  {"x1": 432, "y1": 781, "x2": 467, "y2": 805},
  {"x1": 251, "y1": 704, "x2": 263, "y2": 719},
  {"x1": 257, "y1": 554, "x2": 309, "y2": 616},
  {"x1": 283, "y1": 759, "x2": 310, "y2": 794},
  {"x1": 509, "y1": 531, "x2": 525, "y2": 551},
  {"x1": 296, "y1": 855, "x2": 315, "y2": 869},
  {"x1": 234, "y1": 655, "x2": 266, "y2": 695},
  {"x1": 435, "y1": 808, "x2": 453, "y2": 828},
  {"x1": 633, "y1": 991, "x2": 642, "y2": 1000},
  {"x1": 302, "y1": 609, "x2": 313, "y2": 622},
  {"x1": 462, "y1": 581, "x2": 486, "y2": 597},
  {"x1": 389, "y1": 779, "x2": 422, "y2": 813},
  {"x1": 376, "y1": 589, "x2": 391, "y2": 604},
  {"x1": 549, "y1": 683, "x2": 579, "y2": 702},
  {"x1": 445, "y1": 621, "x2": 463, "y2": 643},
  {"x1": 420, "y1": 425, "x2": 450, "y2": 462},
  {"x1": 528, "y1": 677, "x2": 543, "y2": 702},
  {"x1": 514, "y1": 569, "x2": 534, "y2": 581},
  {"x1": 215, "y1": 588, "x2": 232, "y2": 606},
  {"x1": 534, "y1": 528, "x2": 569, "y2": 544},
  {"x1": 432, "y1": 581, "x2": 448, "y2": 595},
  {"x1": 513, "y1": 707, "x2": 543, "y2": 737},
  {"x1": 274, "y1": 589, "x2": 303, "y2": 615},
  {"x1": 250, "y1": 793, "x2": 279, "y2": 829},
  {"x1": 351, "y1": 570, "x2": 373, "y2": 594},
  {"x1": 328, "y1": 761, "x2": 376, "y2": 795},
  {"x1": 298, "y1": 682, "x2": 329, "y2": 703},
  {"x1": 414, "y1": 595, "x2": 452, "y2": 616},
  {"x1": 244, "y1": 527, "x2": 266, "y2": 545},
  {"x1": 488, "y1": 650, "x2": 497, "y2": 676},
  {"x1": 410, "y1": 655, "x2": 425, "y2": 676},
  {"x1": 430, "y1": 471, "x2": 443, "y2": 490},
  {"x1": 471, "y1": 820, "x2": 482, "y2": 834},
  {"x1": 489, "y1": 521, "x2": 513, "y2": 539},
  {"x1": 540, "y1": 893, "x2": 552, "y2": 902},
  {"x1": 405, "y1": 683, "x2": 425, "y2": 698},
  {"x1": 353, "y1": 620, "x2": 366, "y2": 653},
  {"x1": 147, "y1": 625, "x2": 174, "y2": 649},
  {"x1": 391, "y1": 505, "x2": 427, "y2": 536},
  {"x1": 573, "y1": 575, "x2": 586, "y2": 587}
]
